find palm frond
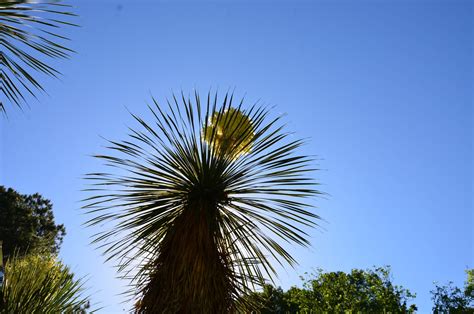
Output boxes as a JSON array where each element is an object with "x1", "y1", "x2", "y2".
[
  {"x1": 83, "y1": 91, "x2": 322, "y2": 312},
  {"x1": 0, "y1": 0, "x2": 76, "y2": 113}
]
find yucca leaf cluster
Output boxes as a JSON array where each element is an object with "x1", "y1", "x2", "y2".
[
  {"x1": 0, "y1": 0, "x2": 76, "y2": 112},
  {"x1": 0, "y1": 253, "x2": 88, "y2": 313},
  {"x1": 84, "y1": 92, "x2": 321, "y2": 312}
]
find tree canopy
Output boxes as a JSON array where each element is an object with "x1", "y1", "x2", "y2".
[
  {"x1": 244, "y1": 266, "x2": 417, "y2": 313},
  {"x1": 431, "y1": 269, "x2": 474, "y2": 314},
  {"x1": 0, "y1": 186, "x2": 65, "y2": 258}
]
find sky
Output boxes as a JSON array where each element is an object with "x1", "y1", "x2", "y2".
[{"x1": 1, "y1": 0, "x2": 473, "y2": 312}]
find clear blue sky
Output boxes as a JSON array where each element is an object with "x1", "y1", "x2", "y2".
[{"x1": 1, "y1": 0, "x2": 472, "y2": 312}]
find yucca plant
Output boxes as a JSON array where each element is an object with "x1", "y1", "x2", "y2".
[
  {"x1": 0, "y1": 0, "x2": 76, "y2": 113},
  {"x1": 0, "y1": 253, "x2": 89, "y2": 313},
  {"x1": 84, "y1": 91, "x2": 322, "y2": 313}
]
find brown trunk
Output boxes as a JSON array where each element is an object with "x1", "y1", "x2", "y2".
[{"x1": 136, "y1": 205, "x2": 234, "y2": 313}]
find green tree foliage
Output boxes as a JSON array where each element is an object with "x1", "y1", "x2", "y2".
[
  {"x1": 245, "y1": 284, "x2": 290, "y2": 313},
  {"x1": 84, "y1": 92, "x2": 321, "y2": 312},
  {"x1": 0, "y1": 186, "x2": 66, "y2": 259},
  {"x1": 431, "y1": 269, "x2": 474, "y2": 314},
  {"x1": 0, "y1": 0, "x2": 76, "y2": 113},
  {"x1": 0, "y1": 253, "x2": 88, "y2": 313},
  {"x1": 245, "y1": 266, "x2": 417, "y2": 313}
]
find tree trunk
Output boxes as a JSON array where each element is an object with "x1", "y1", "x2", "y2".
[{"x1": 137, "y1": 205, "x2": 234, "y2": 313}]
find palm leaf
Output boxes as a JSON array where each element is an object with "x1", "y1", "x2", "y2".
[
  {"x1": 83, "y1": 91, "x2": 322, "y2": 312},
  {"x1": 0, "y1": 0, "x2": 76, "y2": 113}
]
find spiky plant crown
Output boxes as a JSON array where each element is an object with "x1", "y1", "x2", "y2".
[
  {"x1": 0, "y1": 253, "x2": 88, "y2": 313},
  {"x1": 0, "y1": 0, "x2": 76, "y2": 113},
  {"x1": 84, "y1": 91, "x2": 321, "y2": 312}
]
